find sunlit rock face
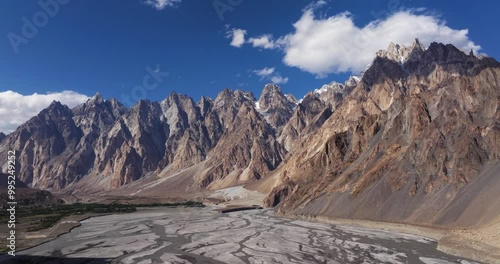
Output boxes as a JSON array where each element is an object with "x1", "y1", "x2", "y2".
[
  {"x1": 265, "y1": 40, "x2": 500, "y2": 227},
  {"x1": 255, "y1": 83, "x2": 297, "y2": 133}
]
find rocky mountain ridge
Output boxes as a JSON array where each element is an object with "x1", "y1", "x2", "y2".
[
  {"x1": 0, "y1": 40, "x2": 499, "y2": 228},
  {"x1": 262, "y1": 40, "x2": 500, "y2": 227},
  {"x1": 0, "y1": 82, "x2": 304, "y2": 192}
]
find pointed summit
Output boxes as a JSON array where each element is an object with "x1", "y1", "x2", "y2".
[
  {"x1": 376, "y1": 39, "x2": 427, "y2": 65},
  {"x1": 89, "y1": 92, "x2": 104, "y2": 104},
  {"x1": 255, "y1": 84, "x2": 295, "y2": 132},
  {"x1": 42, "y1": 101, "x2": 73, "y2": 118},
  {"x1": 48, "y1": 100, "x2": 64, "y2": 108},
  {"x1": 262, "y1": 83, "x2": 282, "y2": 93},
  {"x1": 258, "y1": 84, "x2": 286, "y2": 111},
  {"x1": 234, "y1": 90, "x2": 255, "y2": 102},
  {"x1": 198, "y1": 96, "x2": 214, "y2": 117},
  {"x1": 412, "y1": 38, "x2": 425, "y2": 51},
  {"x1": 285, "y1": 94, "x2": 298, "y2": 105},
  {"x1": 386, "y1": 42, "x2": 400, "y2": 55}
]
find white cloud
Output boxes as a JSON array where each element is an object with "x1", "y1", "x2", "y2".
[
  {"x1": 253, "y1": 67, "x2": 288, "y2": 84},
  {"x1": 253, "y1": 67, "x2": 275, "y2": 77},
  {"x1": 228, "y1": 28, "x2": 247, "y2": 48},
  {"x1": 239, "y1": 8, "x2": 481, "y2": 77},
  {"x1": 142, "y1": 0, "x2": 181, "y2": 10},
  {"x1": 271, "y1": 75, "x2": 289, "y2": 84},
  {"x1": 303, "y1": 0, "x2": 327, "y2": 11},
  {"x1": 0, "y1": 90, "x2": 90, "y2": 133},
  {"x1": 248, "y1": 35, "x2": 279, "y2": 49}
]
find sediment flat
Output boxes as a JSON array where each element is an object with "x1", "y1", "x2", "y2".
[{"x1": 1, "y1": 207, "x2": 481, "y2": 264}]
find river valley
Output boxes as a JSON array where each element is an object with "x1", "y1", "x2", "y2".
[{"x1": 2, "y1": 208, "x2": 478, "y2": 264}]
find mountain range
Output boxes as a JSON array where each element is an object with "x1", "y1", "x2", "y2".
[{"x1": 1, "y1": 39, "x2": 499, "y2": 228}]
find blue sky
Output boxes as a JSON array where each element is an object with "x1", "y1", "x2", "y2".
[{"x1": 0, "y1": 0, "x2": 499, "y2": 132}]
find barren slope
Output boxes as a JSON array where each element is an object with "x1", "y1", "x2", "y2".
[{"x1": 264, "y1": 41, "x2": 500, "y2": 228}]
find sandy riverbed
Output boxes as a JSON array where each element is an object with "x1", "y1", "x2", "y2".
[{"x1": 0, "y1": 207, "x2": 484, "y2": 264}]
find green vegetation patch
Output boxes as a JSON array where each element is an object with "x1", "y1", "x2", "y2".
[{"x1": 0, "y1": 201, "x2": 204, "y2": 233}]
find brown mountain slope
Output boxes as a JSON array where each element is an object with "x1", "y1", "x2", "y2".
[
  {"x1": 263, "y1": 41, "x2": 500, "y2": 228},
  {"x1": 0, "y1": 173, "x2": 63, "y2": 206}
]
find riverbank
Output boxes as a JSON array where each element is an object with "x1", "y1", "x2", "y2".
[
  {"x1": 210, "y1": 186, "x2": 500, "y2": 263},
  {"x1": 210, "y1": 185, "x2": 500, "y2": 263},
  {"x1": 4, "y1": 199, "x2": 498, "y2": 263},
  {"x1": 0, "y1": 213, "x2": 102, "y2": 254},
  {"x1": 0, "y1": 201, "x2": 205, "y2": 254},
  {"x1": 3, "y1": 207, "x2": 478, "y2": 264},
  {"x1": 277, "y1": 212, "x2": 500, "y2": 264}
]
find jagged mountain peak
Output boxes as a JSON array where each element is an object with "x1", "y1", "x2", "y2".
[
  {"x1": 313, "y1": 75, "x2": 360, "y2": 97},
  {"x1": 71, "y1": 93, "x2": 111, "y2": 120},
  {"x1": 126, "y1": 100, "x2": 164, "y2": 130},
  {"x1": 372, "y1": 40, "x2": 499, "y2": 75},
  {"x1": 411, "y1": 38, "x2": 426, "y2": 51},
  {"x1": 254, "y1": 84, "x2": 296, "y2": 132},
  {"x1": 106, "y1": 98, "x2": 127, "y2": 112},
  {"x1": 305, "y1": 75, "x2": 359, "y2": 110},
  {"x1": 376, "y1": 38, "x2": 426, "y2": 65},
  {"x1": 424, "y1": 41, "x2": 474, "y2": 62},
  {"x1": 214, "y1": 89, "x2": 255, "y2": 109},
  {"x1": 160, "y1": 92, "x2": 199, "y2": 116},
  {"x1": 39, "y1": 101, "x2": 73, "y2": 119},
  {"x1": 297, "y1": 91, "x2": 330, "y2": 117},
  {"x1": 215, "y1": 88, "x2": 238, "y2": 101},
  {"x1": 72, "y1": 93, "x2": 127, "y2": 135},
  {"x1": 235, "y1": 89, "x2": 256, "y2": 100},
  {"x1": 199, "y1": 95, "x2": 213, "y2": 103},
  {"x1": 262, "y1": 83, "x2": 283, "y2": 93},
  {"x1": 285, "y1": 94, "x2": 298, "y2": 105},
  {"x1": 345, "y1": 76, "x2": 361, "y2": 87},
  {"x1": 197, "y1": 96, "x2": 214, "y2": 117},
  {"x1": 165, "y1": 91, "x2": 191, "y2": 102},
  {"x1": 131, "y1": 99, "x2": 158, "y2": 111},
  {"x1": 90, "y1": 92, "x2": 104, "y2": 103},
  {"x1": 47, "y1": 100, "x2": 66, "y2": 109},
  {"x1": 215, "y1": 88, "x2": 233, "y2": 99},
  {"x1": 258, "y1": 84, "x2": 288, "y2": 109},
  {"x1": 74, "y1": 93, "x2": 108, "y2": 112},
  {"x1": 361, "y1": 40, "x2": 500, "y2": 89},
  {"x1": 314, "y1": 81, "x2": 343, "y2": 95}
]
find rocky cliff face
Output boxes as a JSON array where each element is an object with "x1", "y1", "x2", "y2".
[
  {"x1": 200, "y1": 100, "x2": 285, "y2": 188},
  {"x1": 94, "y1": 100, "x2": 168, "y2": 188},
  {"x1": 256, "y1": 84, "x2": 297, "y2": 133},
  {"x1": 279, "y1": 93, "x2": 331, "y2": 151},
  {"x1": 0, "y1": 87, "x2": 290, "y2": 191},
  {"x1": 71, "y1": 94, "x2": 128, "y2": 189},
  {"x1": 0, "y1": 102, "x2": 83, "y2": 190},
  {"x1": 313, "y1": 76, "x2": 359, "y2": 109},
  {"x1": 263, "y1": 40, "x2": 500, "y2": 227}
]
